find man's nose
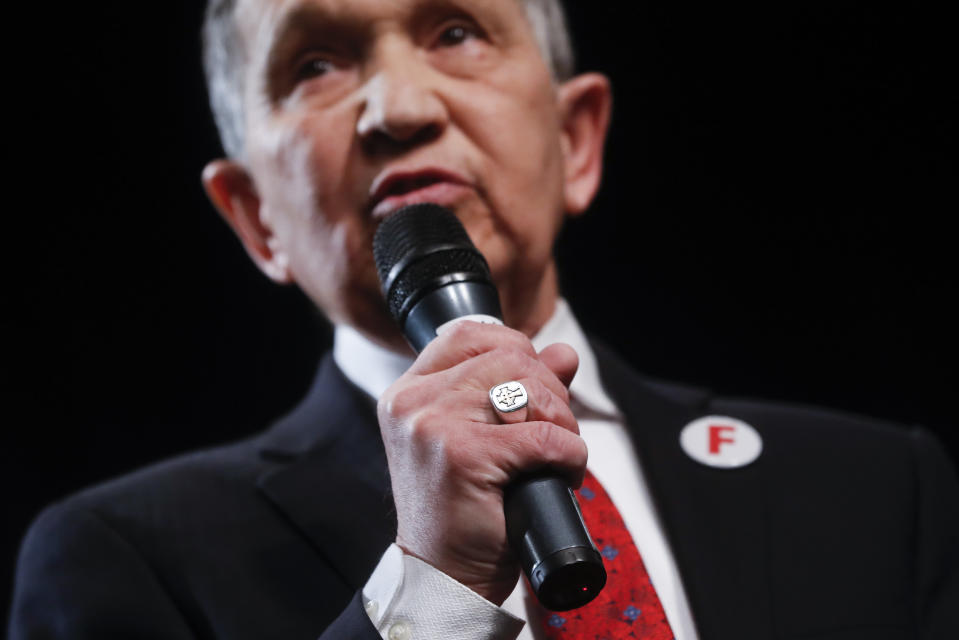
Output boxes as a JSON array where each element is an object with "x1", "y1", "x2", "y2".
[{"x1": 356, "y1": 49, "x2": 449, "y2": 151}]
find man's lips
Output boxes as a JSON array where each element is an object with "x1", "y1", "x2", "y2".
[{"x1": 368, "y1": 168, "x2": 472, "y2": 218}]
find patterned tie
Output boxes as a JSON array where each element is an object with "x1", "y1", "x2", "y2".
[{"x1": 527, "y1": 470, "x2": 675, "y2": 639}]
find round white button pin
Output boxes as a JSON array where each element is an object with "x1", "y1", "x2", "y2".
[{"x1": 679, "y1": 415, "x2": 762, "y2": 468}]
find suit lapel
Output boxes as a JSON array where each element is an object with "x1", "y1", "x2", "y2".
[
  {"x1": 255, "y1": 356, "x2": 396, "y2": 591},
  {"x1": 592, "y1": 340, "x2": 773, "y2": 640}
]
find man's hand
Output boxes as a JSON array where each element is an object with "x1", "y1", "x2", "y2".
[{"x1": 377, "y1": 321, "x2": 586, "y2": 605}]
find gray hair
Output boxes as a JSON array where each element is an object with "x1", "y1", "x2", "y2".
[{"x1": 202, "y1": 0, "x2": 576, "y2": 159}]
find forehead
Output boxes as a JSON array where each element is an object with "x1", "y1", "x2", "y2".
[{"x1": 235, "y1": 0, "x2": 531, "y2": 52}]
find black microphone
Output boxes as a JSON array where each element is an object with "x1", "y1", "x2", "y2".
[{"x1": 373, "y1": 203, "x2": 606, "y2": 611}]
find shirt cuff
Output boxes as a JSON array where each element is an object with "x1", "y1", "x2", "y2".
[{"x1": 362, "y1": 543, "x2": 525, "y2": 640}]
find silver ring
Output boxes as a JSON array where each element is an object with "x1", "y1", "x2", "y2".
[{"x1": 489, "y1": 381, "x2": 529, "y2": 413}]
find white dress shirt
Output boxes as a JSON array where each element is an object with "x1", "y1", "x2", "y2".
[{"x1": 334, "y1": 300, "x2": 698, "y2": 640}]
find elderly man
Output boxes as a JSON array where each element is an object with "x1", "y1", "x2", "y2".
[{"x1": 10, "y1": 0, "x2": 959, "y2": 639}]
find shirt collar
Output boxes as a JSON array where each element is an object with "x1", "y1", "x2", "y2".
[
  {"x1": 333, "y1": 325, "x2": 414, "y2": 402},
  {"x1": 530, "y1": 299, "x2": 620, "y2": 418},
  {"x1": 333, "y1": 299, "x2": 620, "y2": 418}
]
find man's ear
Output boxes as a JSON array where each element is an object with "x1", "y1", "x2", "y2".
[
  {"x1": 202, "y1": 160, "x2": 292, "y2": 283},
  {"x1": 556, "y1": 73, "x2": 612, "y2": 217}
]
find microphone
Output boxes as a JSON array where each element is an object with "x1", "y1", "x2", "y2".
[{"x1": 373, "y1": 203, "x2": 606, "y2": 611}]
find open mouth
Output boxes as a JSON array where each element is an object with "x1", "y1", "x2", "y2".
[
  {"x1": 381, "y1": 174, "x2": 446, "y2": 198},
  {"x1": 369, "y1": 169, "x2": 471, "y2": 218}
]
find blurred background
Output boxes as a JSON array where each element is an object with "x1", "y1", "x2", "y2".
[{"x1": 4, "y1": 1, "x2": 956, "y2": 618}]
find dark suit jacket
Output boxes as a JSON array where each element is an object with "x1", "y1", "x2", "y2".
[{"x1": 10, "y1": 342, "x2": 959, "y2": 639}]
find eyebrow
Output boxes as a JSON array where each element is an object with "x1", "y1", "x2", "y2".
[
  {"x1": 261, "y1": 3, "x2": 364, "y2": 101},
  {"x1": 264, "y1": 5, "x2": 332, "y2": 75},
  {"x1": 262, "y1": 0, "x2": 475, "y2": 70},
  {"x1": 259, "y1": 0, "x2": 502, "y2": 100}
]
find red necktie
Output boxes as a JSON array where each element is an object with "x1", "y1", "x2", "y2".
[{"x1": 528, "y1": 470, "x2": 675, "y2": 639}]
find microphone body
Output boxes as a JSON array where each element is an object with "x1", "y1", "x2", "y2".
[{"x1": 373, "y1": 204, "x2": 606, "y2": 611}]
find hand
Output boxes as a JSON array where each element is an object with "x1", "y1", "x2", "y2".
[{"x1": 377, "y1": 321, "x2": 586, "y2": 605}]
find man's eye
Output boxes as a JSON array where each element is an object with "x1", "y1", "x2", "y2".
[
  {"x1": 437, "y1": 24, "x2": 476, "y2": 47},
  {"x1": 297, "y1": 57, "x2": 334, "y2": 81}
]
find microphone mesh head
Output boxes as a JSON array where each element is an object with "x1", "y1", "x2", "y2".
[{"x1": 373, "y1": 204, "x2": 493, "y2": 322}]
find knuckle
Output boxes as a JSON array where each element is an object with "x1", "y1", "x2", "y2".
[
  {"x1": 493, "y1": 348, "x2": 536, "y2": 377},
  {"x1": 444, "y1": 318, "x2": 483, "y2": 341},
  {"x1": 534, "y1": 361, "x2": 569, "y2": 403},
  {"x1": 409, "y1": 407, "x2": 445, "y2": 437},
  {"x1": 529, "y1": 420, "x2": 558, "y2": 455},
  {"x1": 500, "y1": 324, "x2": 535, "y2": 346},
  {"x1": 385, "y1": 408, "x2": 447, "y2": 460},
  {"x1": 537, "y1": 378, "x2": 556, "y2": 404},
  {"x1": 527, "y1": 378, "x2": 552, "y2": 411},
  {"x1": 477, "y1": 324, "x2": 534, "y2": 351},
  {"x1": 526, "y1": 421, "x2": 585, "y2": 468},
  {"x1": 381, "y1": 384, "x2": 422, "y2": 419},
  {"x1": 445, "y1": 318, "x2": 512, "y2": 343},
  {"x1": 505, "y1": 331, "x2": 538, "y2": 357},
  {"x1": 530, "y1": 379, "x2": 567, "y2": 423}
]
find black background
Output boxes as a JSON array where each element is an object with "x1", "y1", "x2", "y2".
[{"x1": 4, "y1": 1, "x2": 957, "y2": 619}]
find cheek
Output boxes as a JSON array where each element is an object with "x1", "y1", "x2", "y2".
[
  {"x1": 286, "y1": 209, "x2": 381, "y2": 321},
  {"x1": 474, "y1": 72, "x2": 566, "y2": 212},
  {"x1": 249, "y1": 110, "x2": 359, "y2": 224},
  {"x1": 478, "y1": 102, "x2": 566, "y2": 250},
  {"x1": 246, "y1": 112, "x2": 376, "y2": 302},
  {"x1": 248, "y1": 120, "x2": 318, "y2": 228},
  {"x1": 302, "y1": 116, "x2": 368, "y2": 217}
]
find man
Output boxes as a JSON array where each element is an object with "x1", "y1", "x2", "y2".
[{"x1": 10, "y1": 0, "x2": 959, "y2": 638}]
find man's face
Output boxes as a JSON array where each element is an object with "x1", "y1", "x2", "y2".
[{"x1": 226, "y1": 0, "x2": 601, "y2": 347}]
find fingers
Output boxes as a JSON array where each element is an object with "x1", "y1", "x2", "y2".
[
  {"x1": 451, "y1": 345, "x2": 569, "y2": 402},
  {"x1": 433, "y1": 344, "x2": 575, "y2": 432},
  {"x1": 510, "y1": 421, "x2": 588, "y2": 488},
  {"x1": 489, "y1": 377, "x2": 578, "y2": 435},
  {"x1": 409, "y1": 321, "x2": 537, "y2": 375},
  {"x1": 383, "y1": 368, "x2": 577, "y2": 436},
  {"x1": 377, "y1": 324, "x2": 589, "y2": 600},
  {"x1": 386, "y1": 407, "x2": 589, "y2": 492},
  {"x1": 396, "y1": 321, "x2": 583, "y2": 436},
  {"x1": 456, "y1": 420, "x2": 589, "y2": 488},
  {"x1": 538, "y1": 342, "x2": 579, "y2": 389}
]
